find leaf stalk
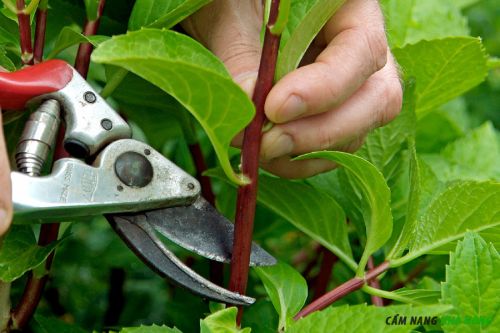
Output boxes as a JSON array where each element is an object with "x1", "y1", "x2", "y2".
[{"x1": 294, "y1": 261, "x2": 390, "y2": 319}]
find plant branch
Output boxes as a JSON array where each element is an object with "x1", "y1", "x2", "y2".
[
  {"x1": 103, "y1": 268, "x2": 126, "y2": 327},
  {"x1": 367, "y1": 256, "x2": 384, "y2": 306},
  {"x1": 294, "y1": 261, "x2": 390, "y2": 320},
  {"x1": 33, "y1": 0, "x2": 49, "y2": 64},
  {"x1": 16, "y1": 0, "x2": 33, "y2": 65},
  {"x1": 74, "y1": 0, "x2": 106, "y2": 77},
  {"x1": 362, "y1": 285, "x2": 422, "y2": 305},
  {"x1": 312, "y1": 248, "x2": 337, "y2": 301},
  {"x1": 228, "y1": 0, "x2": 282, "y2": 323},
  {"x1": 0, "y1": 282, "x2": 11, "y2": 332}
]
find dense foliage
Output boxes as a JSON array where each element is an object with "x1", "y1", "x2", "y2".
[{"x1": 0, "y1": 0, "x2": 499, "y2": 332}]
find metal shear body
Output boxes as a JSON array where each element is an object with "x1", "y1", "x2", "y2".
[{"x1": 0, "y1": 60, "x2": 275, "y2": 305}]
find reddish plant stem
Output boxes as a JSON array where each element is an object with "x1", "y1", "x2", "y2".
[
  {"x1": 187, "y1": 143, "x2": 224, "y2": 285},
  {"x1": 16, "y1": 0, "x2": 33, "y2": 65},
  {"x1": 33, "y1": 8, "x2": 48, "y2": 64},
  {"x1": 367, "y1": 257, "x2": 384, "y2": 306},
  {"x1": 188, "y1": 143, "x2": 216, "y2": 205},
  {"x1": 294, "y1": 262, "x2": 390, "y2": 320},
  {"x1": 228, "y1": 0, "x2": 281, "y2": 323},
  {"x1": 74, "y1": 0, "x2": 106, "y2": 77},
  {"x1": 312, "y1": 248, "x2": 338, "y2": 301}
]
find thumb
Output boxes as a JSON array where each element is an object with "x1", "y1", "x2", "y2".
[
  {"x1": 0, "y1": 110, "x2": 13, "y2": 236},
  {"x1": 183, "y1": 0, "x2": 262, "y2": 95}
]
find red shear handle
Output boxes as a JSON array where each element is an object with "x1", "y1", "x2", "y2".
[{"x1": 0, "y1": 59, "x2": 73, "y2": 110}]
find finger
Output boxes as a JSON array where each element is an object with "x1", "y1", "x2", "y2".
[
  {"x1": 260, "y1": 54, "x2": 402, "y2": 161},
  {"x1": 0, "y1": 110, "x2": 13, "y2": 236},
  {"x1": 182, "y1": 0, "x2": 262, "y2": 94},
  {"x1": 265, "y1": 0, "x2": 388, "y2": 123}
]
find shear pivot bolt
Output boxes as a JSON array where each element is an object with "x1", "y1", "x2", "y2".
[
  {"x1": 84, "y1": 91, "x2": 96, "y2": 103},
  {"x1": 114, "y1": 152, "x2": 154, "y2": 188}
]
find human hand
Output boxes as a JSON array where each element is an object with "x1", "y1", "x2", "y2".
[
  {"x1": 0, "y1": 108, "x2": 12, "y2": 237},
  {"x1": 183, "y1": 0, "x2": 403, "y2": 178}
]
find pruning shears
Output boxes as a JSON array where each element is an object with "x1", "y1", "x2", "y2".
[{"x1": 0, "y1": 60, "x2": 275, "y2": 305}]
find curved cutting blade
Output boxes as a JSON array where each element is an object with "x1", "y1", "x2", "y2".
[
  {"x1": 143, "y1": 197, "x2": 276, "y2": 266},
  {"x1": 107, "y1": 213, "x2": 255, "y2": 306}
]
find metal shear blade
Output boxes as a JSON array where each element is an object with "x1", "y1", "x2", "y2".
[{"x1": 107, "y1": 212, "x2": 256, "y2": 305}]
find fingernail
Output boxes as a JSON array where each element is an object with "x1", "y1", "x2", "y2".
[
  {"x1": 261, "y1": 132, "x2": 294, "y2": 160},
  {"x1": 279, "y1": 94, "x2": 307, "y2": 122}
]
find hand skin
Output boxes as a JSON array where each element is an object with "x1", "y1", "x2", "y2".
[
  {"x1": 0, "y1": 63, "x2": 12, "y2": 236},
  {"x1": 183, "y1": 0, "x2": 403, "y2": 178},
  {"x1": 0, "y1": 109, "x2": 12, "y2": 237}
]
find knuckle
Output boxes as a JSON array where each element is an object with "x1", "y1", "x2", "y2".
[
  {"x1": 359, "y1": 27, "x2": 388, "y2": 73},
  {"x1": 379, "y1": 76, "x2": 403, "y2": 125}
]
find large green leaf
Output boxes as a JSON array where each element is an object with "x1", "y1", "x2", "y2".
[
  {"x1": 120, "y1": 325, "x2": 182, "y2": 333},
  {"x1": 381, "y1": 0, "x2": 469, "y2": 48},
  {"x1": 441, "y1": 233, "x2": 500, "y2": 332},
  {"x1": 288, "y1": 304, "x2": 451, "y2": 333},
  {"x1": 92, "y1": 29, "x2": 255, "y2": 184},
  {"x1": 206, "y1": 169, "x2": 354, "y2": 270},
  {"x1": 394, "y1": 37, "x2": 489, "y2": 116},
  {"x1": 422, "y1": 122, "x2": 500, "y2": 182},
  {"x1": 416, "y1": 98, "x2": 470, "y2": 153},
  {"x1": 276, "y1": 0, "x2": 345, "y2": 79},
  {"x1": 255, "y1": 262, "x2": 307, "y2": 331},
  {"x1": 391, "y1": 181, "x2": 500, "y2": 266},
  {"x1": 47, "y1": 26, "x2": 108, "y2": 59},
  {"x1": 200, "y1": 307, "x2": 251, "y2": 333},
  {"x1": 128, "y1": 0, "x2": 211, "y2": 30},
  {"x1": 0, "y1": 226, "x2": 58, "y2": 282},
  {"x1": 297, "y1": 152, "x2": 392, "y2": 276}
]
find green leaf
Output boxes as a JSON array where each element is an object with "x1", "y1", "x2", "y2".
[
  {"x1": 128, "y1": 0, "x2": 211, "y2": 30},
  {"x1": 255, "y1": 262, "x2": 307, "y2": 331},
  {"x1": 200, "y1": 307, "x2": 251, "y2": 333},
  {"x1": 441, "y1": 232, "x2": 500, "y2": 332},
  {"x1": 276, "y1": 0, "x2": 345, "y2": 79},
  {"x1": 257, "y1": 175, "x2": 354, "y2": 269},
  {"x1": 423, "y1": 122, "x2": 500, "y2": 182},
  {"x1": 288, "y1": 304, "x2": 451, "y2": 333},
  {"x1": 206, "y1": 169, "x2": 355, "y2": 270},
  {"x1": 47, "y1": 26, "x2": 108, "y2": 59},
  {"x1": 0, "y1": 225, "x2": 58, "y2": 282},
  {"x1": 0, "y1": 11, "x2": 19, "y2": 47},
  {"x1": 381, "y1": 0, "x2": 469, "y2": 48},
  {"x1": 34, "y1": 315, "x2": 87, "y2": 333},
  {"x1": 357, "y1": 79, "x2": 416, "y2": 181},
  {"x1": 387, "y1": 139, "x2": 420, "y2": 259},
  {"x1": 92, "y1": 29, "x2": 255, "y2": 184},
  {"x1": 416, "y1": 98, "x2": 470, "y2": 153},
  {"x1": 391, "y1": 181, "x2": 500, "y2": 266},
  {"x1": 0, "y1": 45, "x2": 15, "y2": 71},
  {"x1": 392, "y1": 289, "x2": 441, "y2": 305},
  {"x1": 297, "y1": 152, "x2": 392, "y2": 275},
  {"x1": 394, "y1": 37, "x2": 489, "y2": 116},
  {"x1": 120, "y1": 325, "x2": 182, "y2": 333}
]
